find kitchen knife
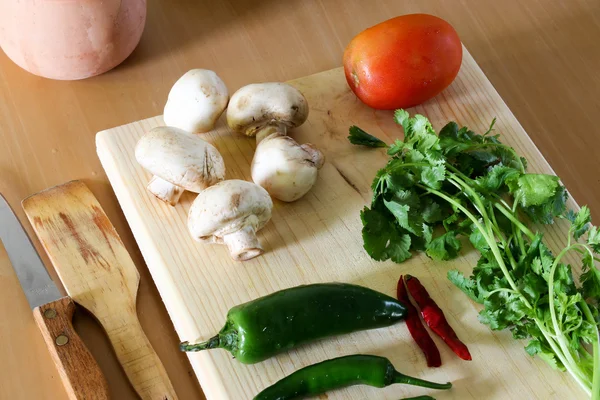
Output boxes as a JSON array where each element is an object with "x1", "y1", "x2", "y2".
[
  {"x1": 22, "y1": 181, "x2": 177, "y2": 400},
  {"x1": 0, "y1": 194, "x2": 109, "y2": 400}
]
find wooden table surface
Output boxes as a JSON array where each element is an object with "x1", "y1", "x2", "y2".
[{"x1": 1, "y1": 1, "x2": 599, "y2": 399}]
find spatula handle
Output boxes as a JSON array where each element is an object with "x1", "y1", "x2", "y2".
[
  {"x1": 100, "y1": 309, "x2": 177, "y2": 400},
  {"x1": 33, "y1": 297, "x2": 110, "y2": 400}
]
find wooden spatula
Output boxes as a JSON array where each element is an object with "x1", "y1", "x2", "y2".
[{"x1": 22, "y1": 181, "x2": 177, "y2": 400}]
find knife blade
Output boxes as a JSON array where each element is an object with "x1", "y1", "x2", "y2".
[
  {"x1": 0, "y1": 194, "x2": 62, "y2": 308},
  {"x1": 0, "y1": 194, "x2": 109, "y2": 400}
]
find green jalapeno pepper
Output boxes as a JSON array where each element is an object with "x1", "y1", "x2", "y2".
[
  {"x1": 254, "y1": 354, "x2": 451, "y2": 399},
  {"x1": 180, "y1": 283, "x2": 407, "y2": 364}
]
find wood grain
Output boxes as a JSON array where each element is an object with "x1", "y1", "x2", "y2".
[
  {"x1": 96, "y1": 49, "x2": 584, "y2": 399},
  {"x1": 23, "y1": 181, "x2": 177, "y2": 400},
  {"x1": 33, "y1": 297, "x2": 110, "y2": 400},
  {"x1": 2, "y1": 1, "x2": 600, "y2": 399}
]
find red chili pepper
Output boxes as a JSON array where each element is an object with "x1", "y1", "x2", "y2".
[
  {"x1": 397, "y1": 276, "x2": 441, "y2": 367},
  {"x1": 405, "y1": 275, "x2": 472, "y2": 361}
]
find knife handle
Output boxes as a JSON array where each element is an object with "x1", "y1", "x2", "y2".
[{"x1": 33, "y1": 297, "x2": 110, "y2": 400}]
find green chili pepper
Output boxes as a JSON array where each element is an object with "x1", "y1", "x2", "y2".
[
  {"x1": 401, "y1": 396, "x2": 436, "y2": 400},
  {"x1": 254, "y1": 354, "x2": 452, "y2": 399},
  {"x1": 180, "y1": 283, "x2": 407, "y2": 364}
]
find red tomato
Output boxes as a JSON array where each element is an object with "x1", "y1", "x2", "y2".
[{"x1": 343, "y1": 14, "x2": 463, "y2": 110}]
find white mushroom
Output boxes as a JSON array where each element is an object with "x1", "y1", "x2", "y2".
[
  {"x1": 252, "y1": 133, "x2": 324, "y2": 202},
  {"x1": 188, "y1": 180, "x2": 273, "y2": 261},
  {"x1": 164, "y1": 69, "x2": 229, "y2": 133},
  {"x1": 135, "y1": 126, "x2": 225, "y2": 206},
  {"x1": 227, "y1": 82, "x2": 324, "y2": 202},
  {"x1": 226, "y1": 82, "x2": 308, "y2": 140}
]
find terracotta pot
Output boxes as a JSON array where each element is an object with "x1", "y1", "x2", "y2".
[{"x1": 0, "y1": 0, "x2": 147, "y2": 80}]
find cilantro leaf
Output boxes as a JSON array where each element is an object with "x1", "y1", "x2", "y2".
[
  {"x1": 439, "y1": 122, "x2": 473, "y2": 157},
  {"x1": 394, "y1": 109, "x2": 410, "y2": 131},
  {"x1": 422, "y1": 223, "x2": 433, "y2": 245},
  {"x1": 421, "y1": 198, "x2": 445, "y2": 223},
  {"x1": 469, "y1": 222, "x2": 489, "y2": 253},
  {"x1": 571, "y1": 206, "x2": 591, "y2": 240},
  {"x1": 473, "y1": 165, "x2": 520, "y2": 193},
  {"x1": 426, "y1": 231, "x2": 461, "y2": 260},
  {"x1": 520, "y1": 272, "x2": 547, "y2": 305},
  {"x1": 511, "y1": 174, "x2": 560, "y2": 207},
  {"x1": 525, "y1": 340, "x2": 565, "y2": 371},
  {"x1": 581, "y1": 267, "x2": 600, "y2": 299},
  {"x1": 587, "y1": 226, "x2": 600, "y2": 253},
  {"x1": 448, "y1": 269, "x2": 483, "y2": 303},
  {"x1": 387, "y1": 139, "x2": 405, "y2": 156},
  {"x1": 360, "y1": 206, "x2": 412, "y2": 263},
  {"x1": 348, "y1": 126, "x2": 388, "y2": 148},
  {"x1": 521, "y1": 184, "x2": 567, "y2": 224},
  {"x1": 384, "y1": 191, "x2": 424, "y2": 237},
  {"x1": 420, "y1": 165, "x2": 446, "y2": 189},
  {"x1": 394, "y1": 110, "x2": 440, "y2": 153}
]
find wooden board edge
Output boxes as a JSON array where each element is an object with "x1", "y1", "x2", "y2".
[{"x1": 95, "y1": 130, "x2": 234, "y2": 399}]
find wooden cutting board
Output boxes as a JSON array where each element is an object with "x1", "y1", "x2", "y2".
[{"x1": 96, "y1": 47, "x2": 584, "y2": 400}]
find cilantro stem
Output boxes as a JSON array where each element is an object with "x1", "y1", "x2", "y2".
[
  {"x1": 513, "y1": 221, "x2": 526, "y2": 258},
  {"x1": 548, "y1": 245, "x2": 592, "y2": 388},
  {"x1": 508, "y1": 193, "x2": 528, "y2": 257},
  {"x1": 418, "y1": 184, "x2": 520, "y2": 293},
  {"x1": 505, "y1": 242, "x2": 519, "y2": 272},
  {"x1": 534, "y1": 319, "x2": 592, "y2": 395},
  {"x1": 387, "y1": 162, "x2": 431, "y2": 171},
  {"x1": 488, "y1": 203, "x2": 508, "y2": 246},
  {"x1": 573, "y1": 247, "x2": 600, "y2": 263},
  {"x1": 580, "y1": 300, "x2": 600, "y2": 400},
  {"x1": 448, "y1": 173, "x2": 491, "y2": 225},
  {"x1": 423, "y1": 180, "x2": 594, "y2": 392},
  {"x1": 486, "y1": 287, "x2": 525, "y2": 300},
  {"x1": 493, "y1": 203, "x2": 536, "y2": 241}
]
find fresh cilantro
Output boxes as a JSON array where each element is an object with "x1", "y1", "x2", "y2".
[
  {"x1": 348, "y1": 126, "x2": 388, "y2": 148},
  {"x1": 349, "y1": 110, "x2": 600, "y2": 396},
  {"x1": 384, "y1": 195, "x2": 423, "y2": 237},
  {"x1": 572, "y1": 206, "x2": 592, "y2": 240},
  {"x1": 387, "y1": 139, "x2": 405, "y2": 156},
  {"x1": 448, "y1": 269, "x2": 483, "y2": 303},
  {"x1": 582, "y1": 266, "x2": 600, "y2": 299},
  {"x1": 510, "y1": 174, "x2": 560, "y2": 207},
  {"x1": 521, "y1": 184, "x2": 568, "y2": 225},
  {"x1": 360, "y1": 205, "x2": 412, "y2": 263},
  {"x1": 525, "y1": 340, "x2": 565, "y2": 371},
  {"x1": 588, "y1": 226, "x2": 600, "y2": 253},
  {"x1": 473, "y1": 165, "x2": 520, "y2": 194},
  {"x1": 426, "y1": 231, "x2": 461, "y2": 261}
]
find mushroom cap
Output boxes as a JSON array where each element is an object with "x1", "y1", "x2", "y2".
[
  {"x1": 164, "y1": 69, "x2": 229, "y2": 133},
  {"x1": 226, "y1": 82, "x2": 309, "y2": 137},
  {"x1": 188, "y1": 180, "x2": 273, "y2": 242},
  {"x1": 135, "y1": 126, "x2": 225, "y2": 193},
  {"x1": 251, "y1": 135, "x2": 324, "y2": 202}
]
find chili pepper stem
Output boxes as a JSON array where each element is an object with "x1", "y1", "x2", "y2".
[
  {"x1": 180, "y1": 335, "x2": 220, "y2": 352},
  {"x1": 393, "y1": 371, "x2": 452, "y2": 390}
]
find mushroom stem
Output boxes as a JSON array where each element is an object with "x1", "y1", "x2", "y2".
[
  {"x1": 255, "y1": 124, "x2": 287, "y2": 144},
  {"x1": 300, "y1": 143, "x2": 325, "y2": 168},
  {"x1": 223, "y1": 225, "x2": 264, "y2": 261},
  {"x1": 147, "y1": 176, "x2": 184, "y2": 206}
]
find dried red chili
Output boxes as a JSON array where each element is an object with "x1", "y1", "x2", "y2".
[
  {"x1": 397, "y1": 275, "x2": 441, "y2": 367},
  {"x1": 405, "y1": 275, "x2": 472, "y2": 361}
]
